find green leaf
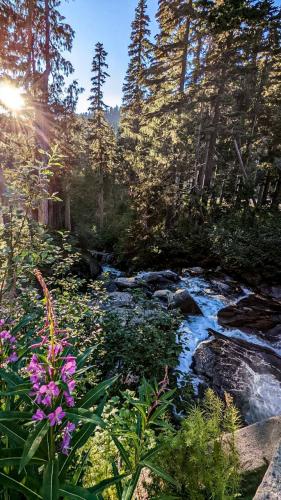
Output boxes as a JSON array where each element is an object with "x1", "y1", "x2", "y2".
[
  {"x1": 0, "y1": 370, "x2": 34, "y2": 405},
  {"x1": 59, "y1": 483, "x2": 98, "y2": 499},
  {"x1": 76, "y1": 347, "x2": 95, "y2": 369},
  {"x1": 79, "y1": 376, "x2": 118, "y2": 409},
  {"x1": 112, "y1": 436, "x2": 132, "y2": 471},
  {"x1": 72, "y1": 449, "x2": 91, "y2": 486},
  {"x1": 140, "y1": 445, "x2": 163, "y2": 462},
  {"x1": 0, "y1": 472, "x2": 42, "y2": 499},
  {"x1": 0, "y1": 411, "x2": 32, "y2": 421},
  {"x1": 140, "y1": 460, "x2": 177, "y2": 486},
  {"x1": 0, "y1": 422, "x2": 27, "y2": 445},
  {"x1": 65, "y1": 409, "x2": 106, "y2": 428},
  {"x1": 0, "y1": 383, "x2": 31, "y2": 396},
  {"x1": 59, "y1": 399, "x2": 106, "y2": 480},
  {"x1": 19, "y1": 420, "x2": 49, "y2": 472},
  {"x1": 88, "y1": 475, "x2": 127, "y2": 495},
  {"x1": 112, "y1": 461, "x2": 123, "y2": 500},
  {"x1": 10, "y1": 314, "x2": 35, "y2": 335},
  {"x1": 121, "y1": 466, "x2": 142, "y2": 500},
  {"x1": 43, "y1": 457, "x2": 59, "y2": 500}
]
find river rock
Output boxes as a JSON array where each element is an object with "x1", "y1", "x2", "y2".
[
  {"x1": 227, "y1": 415, "x2": 281, "y2": 473},
  {"x1": 153, "y1": 289, "x2": 174, "y2": 303},
  {"x1": 193, "y1": 332, "x2": 281, "y2": 423},
  {"x1": 172, "y1": 289, "x2": 202, "y2": 315},
  {"x1": 115, "y1": 270, "x2": 179, "y2": 290},
  {"x1": 114, "y1": 277, "x2": 139, "y2": 289},
  {"x1": 218, "y1": 294, "x2": 281, "y2": 348},
  {"x1": 137, "y1": 270, "x2": 180, "y2": 284},
  {"x1": 108, "y1": 292, "x2": 134, "y2": 308}
]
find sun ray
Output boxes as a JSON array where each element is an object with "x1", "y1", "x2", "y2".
[{"x1": 0, "y1": 82, "x2": 25, "y2": 114}]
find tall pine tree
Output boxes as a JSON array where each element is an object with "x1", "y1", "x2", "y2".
[
  {"x1": 121, "y1": 0, "x2": 151, "y2": 136},
  {"x1": 87, "y1": 43, "x2": 116, "y2": 230}
]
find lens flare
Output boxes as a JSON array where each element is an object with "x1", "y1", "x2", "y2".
[{"x1": 0, "y1": 82, "x2": 25, "y2": 113}]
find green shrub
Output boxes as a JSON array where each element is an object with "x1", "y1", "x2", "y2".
[
  {"x1": 210, "y1": 210, "x2": 281, "y2": 283},
  {"x1": 152, "y1": 389, "x2": 241, "y2": 499}
]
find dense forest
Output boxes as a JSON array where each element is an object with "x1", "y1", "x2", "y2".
[{"x1": 0, "y1": 0, "x2": 281, "y2": 498}]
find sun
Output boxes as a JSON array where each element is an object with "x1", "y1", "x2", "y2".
[{"x1": 0, "y1": 82, "x2": 25, "y2": 113}]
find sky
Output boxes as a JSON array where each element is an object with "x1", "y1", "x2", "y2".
[{"x1": 60, "y1": 0, "x2": 159, "y2": 112}]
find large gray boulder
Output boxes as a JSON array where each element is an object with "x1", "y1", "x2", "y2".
[
  {"x1": 228, "y1": 416, "x2": 281, "y2": 473},
  {"x1": 114, "y1": 277, "x2": 139, "y2": 289},
  {"x1": 114, "y1": 270, "x2": 180, "y2": 291},
  {"x1": 172, "y1": 289, "x2": 202, "y2": 315},
  {"x1": 153, "y1": 289, "x2": 174, "y2": 304},
  {"x1": 218, "y1": 294, "x2": 281, "y2": 349},
  {"x1": 137, "y1": 270, "x2": 180, "y2": 284},
  {"x1": 193, "y1": 331, "x2": 281, "y2": 423}
]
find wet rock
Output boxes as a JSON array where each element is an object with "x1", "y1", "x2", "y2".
[
  {"x1": 210, "y1": 278, "x2": 243, "y2": 297},
  {"x1": 108, "y1": 292, "x2": 134, "y2": 308},
  {"x1": 193, "y1": 332, "x2": 281, "y2": 423},
  {"x1": 218, "y1": 294, "x2": 281, "y2": 348},
  {"x1": 114, "y1": 277, "x2": 139, "y2": 289},
  {"x1": 172, "y1": 289, "x2": 202, "y2": 315},
  {"x1": 114, "y1": 270, "x2": 179, "y2": 291},
  {"x1": 137, "y1": 270, "x2": 180, "y2": 284},
  {"x1": 153, "y1": 289, "x2": 174, "y2": 303},
  {"x1": 227, "y1": 415, "x2": 281, "y2": 473}
]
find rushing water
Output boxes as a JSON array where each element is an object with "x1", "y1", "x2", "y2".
[
  {"x1": 176, "y1": 271, "x2": 281, "y2": 422},
  {"x1": 102, "y1": 266, "x2": 281, "y2": 423}
]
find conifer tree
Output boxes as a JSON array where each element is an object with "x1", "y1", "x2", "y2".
[
  {"x1": 88, "y1": 42, "x2": 109, "y2": 114},
  {"x1": 121, "y1": 0, "x2": 151, "y2": 136},
  {"x1": 87, "y1": 43, "x2": 116, "y2": 230}
]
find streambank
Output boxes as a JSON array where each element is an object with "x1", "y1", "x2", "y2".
[{"x1": 101, "y1": 265, "x2": 281, "y2": 424}]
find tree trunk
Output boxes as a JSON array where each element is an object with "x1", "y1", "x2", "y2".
[
  {"x1": 272, "y1": 171, "x2": 281, "y2": 209},
  {"x1": 64, "y1": 183, "x2": 71, "y2": 231},
  {"x1": 98, "y1": 171, "x2": 104, "y2": 229},
  {"x1": 260, "y1": 170, "x2": 271, "y2": 206},
  {"x1": 37, "y1": 0, "x2": 51, "y2": 225}
]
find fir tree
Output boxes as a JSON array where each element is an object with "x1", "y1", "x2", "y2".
[
  {"x1": 87, "y1": 43, "x2": 116, "y2": 230},
  {"x1": 121, "y1": 0, "x2": 151, "y2": 135},
  {"x1": 88, "y1": 42, "x2": 109, "y2": 114}
]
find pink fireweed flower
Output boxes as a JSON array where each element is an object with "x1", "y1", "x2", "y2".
[
  {"x1": 61, "y1": 356, "x2": 76, "y2": 382},
  {"x1": 61, "y1": 422, "x2": 76, "y2": 455},
  {"x1": 63, "y1": 391, "x2": 75, "y2": 407},
  {"x1": 67, "y1": 379, "x2": 76, "y2": 393},
  {"x1": 27, "y1": 270, "x2": 77, "y2": 453},
  {"x1": 48, "y1": 406, "x2": 65, "y2": 427},
  {"x1": 32, "y1": 409, "x2": 46, "y2": 421},
  {"x1": 0, "y1": 324, "x2": 18, "y2": 367},
  {"x1": 27, "y1": 354, "x2": 46, "y2": 389},
  {"x1": 36, "y1": 381, "x2": 60, "y2": 406},
  {"x1": 8, "y1": 351, "x2": 18, "y2": 363}
]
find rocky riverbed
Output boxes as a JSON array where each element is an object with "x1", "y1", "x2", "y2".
[{"x1": 102, "y1": 265, "x2": 281, "y2": 424}]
